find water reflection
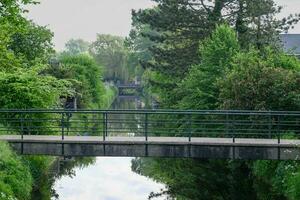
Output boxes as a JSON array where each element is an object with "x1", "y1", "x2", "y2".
[
  {"x1": 53, "y1": 157, "x2": 165, "y2": 200},
  {"x1": 108, "y1": 96, "x2": 145, "y2": 137},
  {"x1": 52, "y1": 96, "x2": 165, "y2": 200},
  {"x1": 112, "y1": 95, "x2": 144, "y2": 110}
]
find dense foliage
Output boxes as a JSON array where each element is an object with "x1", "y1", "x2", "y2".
[
  {"x1": 219, "y1": 49, "x2": 300, "y2": 111},
  {"x1": 89, "y1": 34, "x2": 135, "y2": 83},
  {"x1": 130, "y1": 0, "x2": 300, "y2": 107},
  {"x1": 56, "y1": 54, "x2": 105, "y2": 109},
  {"x1": 178, "y1": 24, "x2": 240, "y2": 109},
  {"x1": 63, "y1": 35, "x2": 143, "y2": 85},
  {"x1": 0, "y1": 142, "x2": 32, "y2": 200},
  {"x1": 0, "y1": 1, "x2": 117, "y2": 199},
  {"x1": 129, "y1": 1, "x2": 300, "y2": 199},
  {"x1": 64, "y1": 39, "x2": 90, "y2": 55},
  {"x1": 0, "y1": 70, "x2": 70, "y2": 109}
]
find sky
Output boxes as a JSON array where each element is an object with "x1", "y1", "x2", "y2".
[
  {"x1": 25, "y1": 0, "x2": 300, "y2": 51},
  {"x1": 25, "y1": 0, "x2": 156, "y2": 50}
]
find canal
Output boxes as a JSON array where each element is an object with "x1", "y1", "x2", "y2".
[
  {"x1": 51, "y1": 96, "x2": 166, "y2": 200},
  {"x1": 36, "y1": 96, "x2": 295, "y2": 200}
]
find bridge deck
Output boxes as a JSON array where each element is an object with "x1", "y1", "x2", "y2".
[
  {"x1": 1, "y1": 135, "x2": 300, "y2": 160},
  {"x1": 1, "y1": 135, "x2": 300, "y2": 146}
]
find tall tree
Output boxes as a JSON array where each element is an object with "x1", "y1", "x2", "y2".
[
  {"x1": 65, "y1": 39, "x2": 90, "y2": 55},
  {"x1": 54, "y1": 54, "x2": 105, "y2": 109},
  {"x1": 178, "y1": 24, "x2": 240, "y2": 109},
  {"x1": 126, "y1": 24, "x2": 155, "y2": 82},
  {"x1": 89, "y1": 34, "x2": 129, "y2": 83},
  {"x1": 131, "y1": 0, "x2": 300, "y2": 107},
  {"x1": 8, "y1": 21, "x2": 54, "y2": 66},
  {"x1": 218, "y1": 49, "x2": 300, "y2": 110}
]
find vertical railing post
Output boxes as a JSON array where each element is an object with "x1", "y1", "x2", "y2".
[
  {"x1": 277, "y1": 115, "x2": 281, "y2": 144},
  {"x1": 105, "y1": 112, "x2": 108, "y2": 137},
  {"x1": 103, "y1": 112, "x2": 106, "y2": 141},
  {"x1": 268, "y1": 112, "x2": 272, "y2": 139},
  {"x1": 20, "y1": 112, "x2": 24, "y2": 140},
  {"x1": 233, "y1": 113, "x2": 236, "y2": 159},
  {"x1": 6, "y1": 113, "x2": 8, "y2": 135},
  {"x1": 145, "y1": 113, "x2": 148, "y2": 141},
  {"x1": 61, "y1": 113, "x2": 65, "y2": 140},
  {"x1": 66, "y1": 112, "x2": 71, "y2": 136},
  {"x1": 226, "y1": 113, "x2": 229, "y2": 135},
  {"x1": 188, "y1": 114, "x2": 192, "y2": 142},
  {"x1": 28, "y1": 115, "x2": 31, "y2": 135},
  {"x1": 225, "y1": 112, "x2": 235, "y2": 143},
  {"x1": 232, "y1": 114, "x2": 235, "y2": 143}
]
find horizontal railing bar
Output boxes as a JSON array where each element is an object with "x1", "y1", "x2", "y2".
[
  {"x1": 0, "y1": 125, "x2": 298, "y2": 132},
  {"x1": 99, "y1": 125, "x2": 295, "y2": 131},
  {"x1": 0, "y1": 130, "x2": 297, "y2": 136},
  {"x1": 1, "y1": 121, "x2": 298, "y2": 129},
  {"x1": 0, "y1": 132, "x2": 292, "y2": 137},
  {"x1": 1, "y1": 117, "x2": 298, "y2": 123},
  {"x1": 104, "y1": 126, "x2": 298, "y2": 132},
  {"x1": 105, "y1": 118, "x2": 294, "y2": 122},
  {"x1": 0, "y1": 113, "x2": 300, "y2": 122},
  {"x1": 0, "y1": 109, "x2": 299, "y2": 115}
]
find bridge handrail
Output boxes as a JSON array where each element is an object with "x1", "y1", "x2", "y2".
[
  {"x1": 0, "y1": 109, "x2": 299, "y2": 116},
  {"x1": 0, "y1": 109, "x2": 299, "y2": 145}
]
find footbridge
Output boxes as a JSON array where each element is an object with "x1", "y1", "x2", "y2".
[
  {"x1": 117, "y1": 84, "x2": 141, "y2": 89},
  {"x1": 117, "y1": 83, "x2": 141, "y2": 95},
  {"x1": 0, "y1": 110, "x2": 299, "y2": 160}
]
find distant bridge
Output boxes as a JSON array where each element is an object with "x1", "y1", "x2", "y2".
[
  {"x1": 117, "y1": 84, "x2": 141, "y2": 89},
  {"x1": 0, "y1": 109, "x2": 299, "y2": 160},
  {"x1": 117, "y1": 83, "x2": 141, "y2": 95}
]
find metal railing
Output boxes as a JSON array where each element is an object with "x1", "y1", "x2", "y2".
[{"x1": 0, "y1": 109, "x2": 299, "y2": 143}]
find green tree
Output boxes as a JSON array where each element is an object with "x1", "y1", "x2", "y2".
[
  {"x1": 217, "y1": 48, "x2": 300, "y2": 199},
  {"x1": 126, "y1": 23, "x2": 157, "y2": 97},
  {"x1": 0, "y1": 2, "x2": 88, "y2": 199},
  {"x1": 57, "y1": 54, "x2": 105, "y2": 109},
  {"x1": 218, "y1": 49, "x2": 300, "y2": 111},
  {"x1": 126, "y1": 23, "x2": 154, "y2": 71},
  {"x1": 0, "y1": 70, "x2": 71, "y2": 109},
  {"x1": 89, "y1": 34, "x2": 129, "y2": 83},
  {"x1": 0, "y1": 22, "x2": 23, "y2": 72},
  {"x1": 8, "y1": 21, "x2": 54, "y2": 66},
  {"x1": 65, "y1": 39, "x2": 90, "y2": 55},
  {"x1": 132, "y1": 25, "x2": 300, "y2": 200},
  {"x1": 1, "y1": 1, "x2": 53, "y2": 67},
  {"x1": 131, "y1": 0, "x2": 299, "y2": 107},
  {"x1": 0, "y1": 0, "x2": 38, "y2": 24},
  {"x1": 178, "y1": 24, "x2": 240, "y2": 109}
]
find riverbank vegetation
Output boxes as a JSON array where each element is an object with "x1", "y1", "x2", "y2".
[
  {"x1": 64, "y1": 34, "x2": 143, "y2": 85},
  {"x1": 0, "y1": 142, "x2": 32, "y2": 200},
  {"x1": 129, "y1": 1, "x2": 300, "y2": 199},
  {"x1": 0, "y1": 1, "x2": 118, "y2": 199}
]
